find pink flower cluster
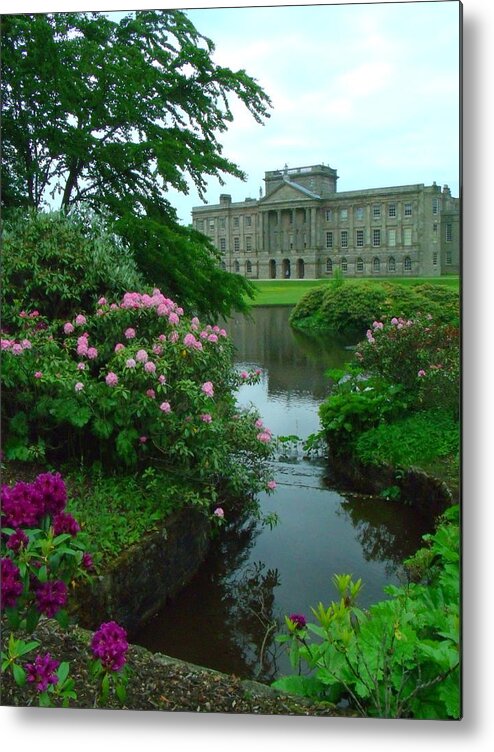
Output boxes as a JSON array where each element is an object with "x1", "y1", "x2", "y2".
[{"x1": 1, "y1": 338, "x2": 32, "y2": 354}]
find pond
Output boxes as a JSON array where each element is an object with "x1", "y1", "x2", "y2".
[{"x1": 134, "y1": 306, "x2": 436, "y2": 682}]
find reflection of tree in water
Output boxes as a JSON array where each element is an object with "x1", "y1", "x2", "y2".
[{"x1": 336, "y1": 498, "x2": 435, "y2": 579}]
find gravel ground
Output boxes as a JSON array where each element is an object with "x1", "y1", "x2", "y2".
[{"x1": 1, "y1": 619, "x2": 355, "y2": 717}]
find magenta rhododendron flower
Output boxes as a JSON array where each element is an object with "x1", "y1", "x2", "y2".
[
  {"x1": 1, "y1": 482, "x2": 41, "y2": 527},
  {"x1": 53, "y1": 512, "x2": 80, "y2": 537},
  {"x1": 6, "y1": 528, "x2": 29, "y2": 553},
  {"x1": 289, "y1": 613, "x2": 307, "y2": 630},
  {"x1": 25, "y1": 653, "x2": 60, "y2": 693},
  {"x1": 1, "y1": 557, "x2": 23, "y2": 608},
  {"x1": 82, "y1": 552, "x2": 94, "y2": 571},
  {"x1": 105, "y1": 372, "x2": 119, "y2": 387},
  {"x1": 34, "y1": 472, "x2": 67, "y2": 516},
  {"x1": 159, "y1": 401, "x2": 171, "y2": 413},
  {"x1": 201, "y1": 381, "x2": 214, "y2": 398},
  {"x1": 35, "y1": 580, "x2": 68, "y2": 617},
  {"x1": 91, "y1": 621, "x2": 128, "y2": 672},
  {"x1": 124, "y1": 327, "x2": 136, "y2": 339}
]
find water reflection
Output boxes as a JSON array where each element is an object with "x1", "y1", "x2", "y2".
[{"x1": 134, "y1": 306, "x2": 437, "y2": 680}]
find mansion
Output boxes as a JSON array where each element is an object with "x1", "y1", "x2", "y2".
[{"x1": 191, "y1": 163, "x2": 460, "y2": 279}]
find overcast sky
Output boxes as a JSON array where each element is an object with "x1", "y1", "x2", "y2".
[{"x1": 152, "y1": 1, "x2": 461, "y2": 225}]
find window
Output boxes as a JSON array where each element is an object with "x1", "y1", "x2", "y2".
[
  {"x1": 446, "y1": 223, "x2": 453, "y2": 241},
  {"x1": 432, "y1": 198, "x2": 440, "y2": 215},
  {"x1": 404, "y1": 256, "x2": 412, "y2": 271},
  {"x1": 372, "y1": 229, "x2": 381, "y2": 247},
  {"x1": 246, "y1": 260, "x2": 252, "y2": 273},
  {"x1": 219, "y1": 238, "x2": 226, "y2": 252},
  {"x1": 220, "y1": 217, "x2": 226, "y2": 229},
  {"x1": 404, "y1": 203, "x2": 412, "y2": 217},
  {"x1": 356, "y1": 257, "x2": 364, "y2": 272},
  {"x1": 341, "y1": 257, "x2": 348, "y2": 272},
  {"x1": 355, "y1": 207, "x2": 364, "y2": 220},
  {"x1": 326, "y1": 231, "x2": 333, "y2": 249},
  {"x1": 209, "y1": 219, "x2": 215, "y2": 230},
  {"x1": 233, "y1": 216, "x2": 239, "y2": 228},
  {"x1": 373, "y1": 257, "x2": 381, "y2": 272},
  {"x1": 340, "y1": 208, "x2": 348, "y2": 220},
  {"x1": 245, "y1": 215, "x2": 252, "y2": 227},
  {"x1": 388, "y1": 229, "x2": 396, "y2": 247},
  {"x1": 325, "y1": 209, "x2": 333, "y2": 221},
  {"x1": 196, "y1": 220, "x2": 204, "y2": 231},
  {"x1": 446, "y1": 250, "x2": 452, "y2": 265},
  {"x1": 326, "y1": 258, "x2": 333, "y2": 273},
  {"x1": 234, "y1": 260, "x2": 240, "y2": 273},
  {"x1": 356, "y1": 229, "x2": 364, "y2": 247},
  {"x1": 433, "y1": 223, "x2": 438, "y2": 234},
  {"x1": 245, "y1": 236, "x2": 252, "y2": 252},
  {"x1": 404, "y1": 227, "x2": 412, "y2": 246},
  {"x1": 433, "y1": 252, "x2": 438, "y2": 265},
  {"x1": 234, "y1": 237, "x2": 240, "y2": 252},
  {"x1": 388, "y1": 256, "x2": 396, "y2": 272},
  {"x1": 289, "y1": 212, "x2": 294, "y2": 224},
  {"x1": 388, "y1": 203, "x2": 396, "y2": 218},
  {"x1": 341, "y1": 230, "x2": 348, "y2": 248},
  {"x1": 373, "y1": 205, "x2": 381, "y2": 219}
]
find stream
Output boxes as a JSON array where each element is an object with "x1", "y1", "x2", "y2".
[{"x1": 134, "y1": 306, "x2": 435, "y2": 682}]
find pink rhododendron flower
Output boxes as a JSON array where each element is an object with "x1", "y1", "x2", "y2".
[
  {"x1": 63, "y1": 322, "x2": 75, "y2": 334},
  {"x1": 152, "y1": 344, "x2": 163, "y2": 356},
  {"x1": 139, "y1": 436, "x2": 148, "y2": 444},
  {"x1": 144, "y1": 361, "x2": 156, "y2": 374},
  {"x1": 19, "y1": 311, "x2": 28, "y2": 318},
  {"x1": 208, "y1": 334, "x2": 218, "y2": 343},
  {"x1": 1, "y1": 339, "x2": 11, "y2": 350},
  {"x1": 390, "y1": 317, "x2": 399, "y2": 325},
  {"x1": 169, "y1": 331, "x2": 179, "y2": 344},
  {"x1": 74, "y1": 382, "x2": 84, "y2": 392},
  {"x1": 114, "y1": 343, "x2": 125, "y2": 353},
  {"x1": 255, "y1": 418, "x2": 263, "y2": 428},
  {"x1": 417, "y1": 369, "x2": 426, "y2": 377},
  {"x1": 124, "y1": 328, "x2": 136, "y2": 339},
  {"x1": 75, "y1": 314, "x2": 86, "y2": 326},
  {"x1": 240, "y1": 371, "x2": 249, "y2": 379},
  {"x1": 201, "y1": 381, "x2": 214, "y2": 398},
  {"x1": 21, "y1": 339, "x2": 32, "y2": 349},
  {"x1": 77, "y1": 362, "x2": 86, "y2": 370},
  {"x1": 213, "y1": 508, "x2": 224, "y2": 518},
  {"x1": 219, "y1": 329, "x2": 227, "y2": 337},
  {"x1": 158, "y1": 374, "x2": 166, "y2": 384},
  {"x1": 87, "y1": 347, "x2": 98, "y2": 359},
  {"x1": 136, "y1": 349, "x2": 148, "y2": 363},
  {"x1": 159, "y1": 401, "x2": 171, "y2": 413},
  {"x1": 34, "y1": 371, "x2": 43, "y2": 379},
  {"x1": 158, "y1": 334, "x2": 166, "y2": 343},
  {"x1": 98, "y1": 297, "x2": 107, "y2": 306},
  {"x1": 105, "y1": 372, "x2": 119, "y2": 387},
  {"x1": 257, "y1": 431, "x2": 272, "y2": 443},
  {"x1": 146, "y1": 389, "x2": 156, "y2": 399},
  {"x1": 30, "y1": 310, "x2": 40, "y2": 318},
  {"x1": 183, "y1": 333, "x2": 196, "y2": 347},
  {"x1": 168, "y1": 312, "x2": 179, "y2": 326},
  {"x1": 126, "y1": 358, "x2": 136, "y2": 369},
  {"x1": 200, "y1": 413, "x2": 212, "y2": 423},
  {"x1": 11, "y1": 343, "x2": 23, "y2": 355},
  {"x1": 267, "y1": 480, "x2": 277, "y2": 490}
]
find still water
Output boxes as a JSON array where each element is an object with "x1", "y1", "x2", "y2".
[{"x1": 134, "y1": 307, "x2": 434, "y2": 681}]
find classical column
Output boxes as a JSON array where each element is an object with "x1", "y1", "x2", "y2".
[{"x1": 310, "y1": 207, "x2": 317, "y2": 249}]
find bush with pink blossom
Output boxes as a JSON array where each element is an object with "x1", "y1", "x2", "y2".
[{"x1": 1, "y1": 289, "x2": 275, "y2": 501}]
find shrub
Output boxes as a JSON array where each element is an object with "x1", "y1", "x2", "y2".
[
  {"x1": 1, "y1": 209, "x2": 144, "y2": 326},
  {"x1": 273, "y1": 506, "x2": 460, "y2": 719},
  {"x1": 1, "y1": 290, "x2": 274, "y2": 500},
  {"x1": 289, "y1": 280, "x2": 459, "y2": 335}
]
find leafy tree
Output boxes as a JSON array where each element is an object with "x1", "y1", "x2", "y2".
[{"x1": 1, "y1": 10, "x2": 272, "y2": 317}]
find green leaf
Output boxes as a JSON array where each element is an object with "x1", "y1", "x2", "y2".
[{"x1": 12, "y1": 663, "x2": 27, "y2": 687}]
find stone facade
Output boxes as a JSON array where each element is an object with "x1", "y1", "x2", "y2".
[{"x1": 192, "y1": 164, "x2": 460, "y2": 279}]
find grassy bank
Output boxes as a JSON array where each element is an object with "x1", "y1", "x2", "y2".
[{"x1": 250, "y1": 276, "x2": 459, "y2": 306}]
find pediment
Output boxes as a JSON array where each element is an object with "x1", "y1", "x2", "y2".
[{"x1": 260, "y1": 180, "x2": 318, "y2": 204}]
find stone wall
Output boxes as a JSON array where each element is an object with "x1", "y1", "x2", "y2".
[{"x1": 72, "y1": 506, "x2": 211, "y2": 637}]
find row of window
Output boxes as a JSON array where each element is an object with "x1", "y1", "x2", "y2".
[
  {"x1": 326, "y1": 228, "x2": 413, "y2": 248},
  {"x1": 326, "y1": 256, "x2": 413, "y2": 273},
  {"x1": 197, "y1": 215, "x2": 253, "y2": 232},
  {"x1": 325, "y1": 202, "x2": 414, "y2": 223}
]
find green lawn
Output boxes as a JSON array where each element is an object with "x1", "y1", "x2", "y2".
[{"x1": 250, "y1": 276, "x2": 460, "y2": 306}]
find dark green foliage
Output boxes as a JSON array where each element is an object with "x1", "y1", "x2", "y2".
[
  {"x1": 290, "y1": 280, "x2": 459, "y2": 335},
  {"x1": 1, "y1": 10, "x2": 271, "y2": 318},
  {"x1": 354, "y1": 408, "x2": 459, "y2": 468},
  {"x1": 1, "y1": 210, "x2": 144, "y2": 325}
]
